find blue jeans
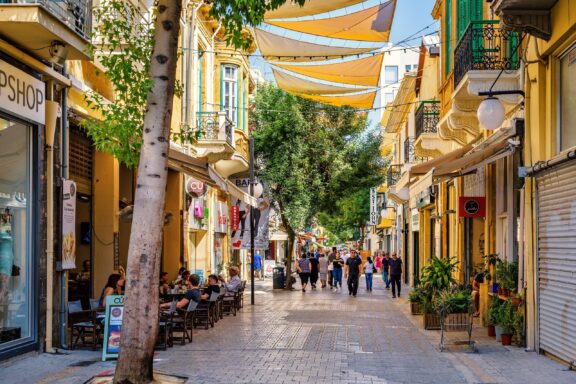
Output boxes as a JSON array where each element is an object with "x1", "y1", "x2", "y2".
[
  {"x1": 365, "y1": 273, "x2": 373, "y2": 290},
  {"x1": 382, "y1": 271, "x2": 389, "y2": 288},
  {"x1": 332, "y1": 268, "x2": 342, "y2": 287}
]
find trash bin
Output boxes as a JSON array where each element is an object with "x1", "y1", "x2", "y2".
[{"x1": 273, "y1": 266, "x2": 285, "y2": 289}]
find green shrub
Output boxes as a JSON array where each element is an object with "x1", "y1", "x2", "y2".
[{"x1": 433, "y1": 287, "x2": 472, "y2": 317}]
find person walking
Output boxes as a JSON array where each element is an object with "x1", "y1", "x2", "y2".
[
  {"x1": 296, "y1": 253, "x2": 311, "y2": 292},
  {"x1": 381, "y1": 252, "x2": 390, "y2": 289},
  {"x1": 345, "y1": 250, "x2": 362, "y2": 297},
  {"x1": 309, "y1": 252, "x2": 319, "y2": 289},
  {"x1": 331, "y1": 251, "x2": 344, "y2": 291},
  {"x1": 318, "y1": 252, "x2": 328, "y2": 288},
  {"x1": 388, "y1": 252, "x2": 403, "y2": 298},
  {"x1": 327, "y1": 247, "x2": 336, "y2": 288},
  {"x1": 363, "y1": 256, "x2": 376, "y2": 292}
]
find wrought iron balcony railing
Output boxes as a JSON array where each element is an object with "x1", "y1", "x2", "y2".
[
  {"x1": 454, "y1": 21, "x2": 520, "y2": 89},
  {"x1": 176, "y1": 112, "x2": 234, "y2": 147},
  {"x1": 404, "y1": 137, "x2": 429, "y2": 164},
  {"x1": 0, "y1": 0, "x2": 93, "y2": 40},
  {"x1": 415, "y1": 101, "x2": 440, "y2": 139},
  {"x1": 387, "y1": 165, "x2": 401, "y2": 186}
]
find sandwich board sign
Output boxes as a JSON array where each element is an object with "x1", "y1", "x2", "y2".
[{"x1": 102, "y1": 295, "x2": 124, "y2": 361}]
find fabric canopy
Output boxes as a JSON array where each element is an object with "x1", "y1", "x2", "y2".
[
  {"x1": 265, "y1": 0, "x2": 365, "y2": 19},
  {"x1": 266, "y1": 1, "x2": 397, "y2": 42},
  {"x1": 273, "y1": 68, "x2": 371, "y2": 95},
  {"x1": 275, "y1": 53, "x2": 383, "y2": 87},
  {"x1": 382, "y1": 73, "x2": 416, "y2": 133},
  {"x1": 225, "y1": 180, "x2": 257, "y2": 207},
  {"x1": 255, "y1": 28, "x2": 378, "y2": 62},
  {"x1": 295, "y1": 90, "x2": 377, "y2": 109},
  {"x1": 409, "y1": 144, "x2": 473, "y2": 175}
]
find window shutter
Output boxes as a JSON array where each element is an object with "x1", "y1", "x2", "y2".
[
  {"x1": 471, "y1": 0, "x2": 483, "y2": 22},
  {"x1": 445, "y1": 0, "x2": 452, "y2": 76}
]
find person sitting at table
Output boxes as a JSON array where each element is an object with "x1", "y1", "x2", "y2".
[
  {"x1": 219, "y1": 266, "x2": 241, "y2": 294},
  {"x1": 176, "y1": 267, "x2": 186, "y2": 281},
  {"x1": 200, "y1": 274, "x2": 221, "y2": 300},
  {"x1": 159, "y1": 271, "x2": 170, "y2": 293},
  {"x1": 99, "y1": 273, "x2": 125, "y2": 308},
  {"x1": 161, "y1": 274, "x2": 201, "y2": 310},
  {"x1": 178, "y1": 270, "x2": 193, "y2": 290}
]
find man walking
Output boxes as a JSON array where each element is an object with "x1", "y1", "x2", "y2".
[
  {"x1": 327, "y1": 247, "x2": 336, "y2": 288},
  {"x1": 345, "y1": 250, "x2": 362, "y2": 297},
  {"x1": 382, "y1": 252, "x2": 390, "y2": 289},
  {"x1": 388, "y1": 252, "x2": 402, "y2": 298}
]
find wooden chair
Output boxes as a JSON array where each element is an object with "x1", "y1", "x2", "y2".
[
  {"x1": 222, "y1": 291, "x2": 238, "y2": 316},
  {"x1": 194, "y1": 292, "x2": 219, "y2": 329},
  {"x1": 169, "y1": 300, "x2": 197, "y2": 345},
  {"x1": 68, "y1": 300, "x2": 100, "y2": 350},
  {"x1": 157, "y1": 301, "x2": 176, "y2": 350}
]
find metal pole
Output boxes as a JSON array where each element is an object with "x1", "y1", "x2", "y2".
[{"x1": 249, "y1": 135, "x2": 255, "y2": 305}]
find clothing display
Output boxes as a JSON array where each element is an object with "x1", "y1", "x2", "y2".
[{"x1": 0, "y1": 227, "x2": 13, "y2": 276}]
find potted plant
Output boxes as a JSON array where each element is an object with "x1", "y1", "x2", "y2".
[
  {"x1": 419, "y1": 257, "x2": 459, "y2": 330},
  {"x1": 408, "y1": 286, "x2": 425, "y2": 315},
  {"x1": 487, "y1": 296, "x2": 502, "y2": 337},
  {"x1": 433, "y1": 287, "x2": 472, "y2": 332},
  {"x1": 495, "y1": 260, "x2": 518, "y2": 297},
  {"x1": 497, "y1": 299, "x2": 515, "y2": 346}
]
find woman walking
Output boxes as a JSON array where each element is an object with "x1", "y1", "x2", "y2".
[
  {"x1": 296, "y1": 253, "x2": 312, "y2": 292},
  {"x1": 364, "y1": 257, "x2": 376, "y2": 292},
  {"x1": 331, "y1": 252, "x2": 345, "y2": 291},
  {"x1": 309, "y1": 252, "x2": 319, "y2": 289}
]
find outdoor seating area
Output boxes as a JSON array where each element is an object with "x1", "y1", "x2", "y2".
[{"x1": 66, "y1": 281, "x2": 247, "y2": 351}]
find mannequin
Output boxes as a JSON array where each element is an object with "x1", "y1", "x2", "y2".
[{"x1": 0, "y1": 209, "x2": 13, "y2": 298}]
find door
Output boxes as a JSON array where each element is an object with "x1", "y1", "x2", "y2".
[
  {"x1": 536, "y1": 160, "x2": 576, "y2": 365},
  {"x1": 413, "y1": 232, "x2": 420, "y2": 284}
]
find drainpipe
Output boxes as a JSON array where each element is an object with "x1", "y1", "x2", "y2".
[
  {"x1": 211, "y1": 23, "x2": 222, "y2": 111},
  {"x1": 45, "y1": 81, "x2": 56, "y2": 353},
  {"x1": 186, "y1": 1, "x2": 203, "y2": 125}
]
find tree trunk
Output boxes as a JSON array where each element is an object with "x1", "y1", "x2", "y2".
[
  {"x1": 285, "y1": 230, "x2": 295, "y2": 290},
  {"x1": 114, "y1": 1, "x2": 182, "y2": 383}
]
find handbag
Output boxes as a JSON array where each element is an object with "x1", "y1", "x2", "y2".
[{"x1": 194, "y1": 201, "x2": 204, "y2": 218}]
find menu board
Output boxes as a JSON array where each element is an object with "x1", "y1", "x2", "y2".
[{"x1": 101, "y1": 295, "x2": 124, "y2": 361}]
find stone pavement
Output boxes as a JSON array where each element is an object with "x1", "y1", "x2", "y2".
[{"x1": 1, "y1": 278, "x2": 575, "y2": 384}]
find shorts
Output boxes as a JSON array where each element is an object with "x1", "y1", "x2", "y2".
[{"x1": 299, "y1": 272, "x2": 310, "y2": 284}]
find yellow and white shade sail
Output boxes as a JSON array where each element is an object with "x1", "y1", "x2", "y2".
[
  {"x1": 295, "y1": 90, "x2": 377, "y2": 109},
  {"x1": 274, "y1": 53, "x2": 384, "y2": 87},
  {"x1": 272, "y1": 68, "x2": 372, "y2": 95},
  {"x1": 266, "y1": 1, "x2": 396, "y2": 42},
  {"x1": 255, "y1": 28, "x2": 378, "y2": 62},
  {"x1": 265, "y1": 0, "x2": 366, "y2": 20}
]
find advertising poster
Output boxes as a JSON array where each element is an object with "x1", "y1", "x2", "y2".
[
  {"x1": 264, "y1": 260, "x2": 275, "y2": 277},
  {"x1": 230, "y1": 205, "x2": 240, "y2": 231},
  {"x1": 102, "y1": 295, "x2": 124, "y2": 361},
  {"x1": 61, "y1": 179, "x2": 77, "y2": 269},
  {"x1": 230, "y1": 178, "x2": 270, "y2": 250},
  {"x1": 213, "y1": 200, "x2": 228, "y2": 233}
]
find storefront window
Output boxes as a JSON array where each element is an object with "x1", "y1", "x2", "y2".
[{"x1": 0, "y1": 116, "x2": 32, "y2": 349}]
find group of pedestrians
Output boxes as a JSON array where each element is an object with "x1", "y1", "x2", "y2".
[{"x1": 295, "y1": 248, "x2": 403, "y2": 298}]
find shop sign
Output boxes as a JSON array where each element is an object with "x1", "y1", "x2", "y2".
[
  {"x1": 415, "y1": 191, "x2": 433, "y2": 209},
  {"x1": 230, "y1": 205, "x2": 240, "y2": 231},
  {"x1": 264, "y1": 260, "x2": 275, "y2": 277},
  {"x1": 0, "y1": 59, "x2": 45, "y2": 125},
  {"x1": 213, "y1": 201, "x2": 228, "y2": 233},
  {"x1": 459, "y1": 196, "x2": 486, "y2": 218},
  {"x1": 232, "y1": 197, "x2": 271, "y2": 250},
  {"x1": 231, "y1": 177, "x2": 263, "y2": 197},
  {"x1": 369, "y1": 187, "x2": 378, "y2": 225},
  {"x1": 185, "y1": 176, "x2": 207, "y2": 197},
  {"x1": 102, "y1": 295, "x2": 124, "y2": 361},
  {"x1": 61, "y1": 180, "x2": 77, "y2": 269}
]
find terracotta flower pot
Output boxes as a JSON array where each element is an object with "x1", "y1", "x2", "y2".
[
  {"x1": 487, "y1": 325, "x2": 496, "y2": 337},
  {"x1": 501, "y1": 333, "x2": 512, "y2": 346}
]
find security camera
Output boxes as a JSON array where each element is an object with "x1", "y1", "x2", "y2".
[
  {"x1": 508, "y1": 139, "x2": 521, "y2": 146},
  {"x1": 48, "y1": 41, "x2": 68, "y2": 65}
]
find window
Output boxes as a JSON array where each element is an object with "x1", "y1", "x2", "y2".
[
  {"x1": 222, "y1": 65, "x2": 238, "y2": 124},
  {"x1": 413, "y1": 64, "x2": 418, "y2": 70},
  {"x1": 405, "y1": 65, "x2": 411, "y2": 72},
  {"x1": 384, "y1": 66, "x2": 398, "y2": 84},
  {"x1": 560, "y1": 44, "x2": 576, "y2": 151},
  {"x1": 0, "y1": 117, "x2": 33, "y2": 349}
]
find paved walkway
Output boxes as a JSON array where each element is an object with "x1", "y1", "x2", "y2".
[{"x1": 1, "y1": 278, "x2": 575, "y2": 384}]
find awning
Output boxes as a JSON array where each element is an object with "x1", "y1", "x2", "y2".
[
  {"x1": 226, "y1": 179, "x2": 257, "y2": 207},
  {"x1": 275, "y1": 53, "x2": 383, "y2": 87},
  {"x1": 255, "y1": 28, "x2": 377, "y2": 62},
  {"x1": 168, "y1": 147, "x2": 214, "y2": 186},
  {"x1": 382, "y1": 74, "x2": 417, "y2": 132},
  {"x1": 410, "y1": 169, "x2": 434, "y2": 198},
  {"x1": 387, "y1": 185, "x2": 409, "y2": 204},
  {"x1": 266, "y1": 1, "x2": 397, "y2": 42},
  {"x1": 273, "y1": 68, "x2": 371, "y2": 95},
  {"x1": 265, "y1": 0, "x2": 365, "y2": 19},
  {"x1": 270, "y1": 230, "x2": 289, "y2": 241},
  {"x1": 377, "y1": 218, "x2": 394, "y2": 229},
  {"x1": 409, "y1": 144, "x2": 473, "y2": 175},
  {"x1": 295, "y1": 90, "x2": 377, "y2": 109},
  {"x1": 395, "y1": 169, "x2": 411, "y2": 190},
  {"x1": 434, "y1": 126, "x2": 517, "y2": 177}
]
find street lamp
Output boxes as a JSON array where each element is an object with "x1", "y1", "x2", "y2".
[{"x1": 477, "y1": 97, "x2": 505, "y2": 130}]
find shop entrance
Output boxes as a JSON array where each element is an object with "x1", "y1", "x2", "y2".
[{"x1": 413, "y1": 231, "x2": 420, "y2": 284}]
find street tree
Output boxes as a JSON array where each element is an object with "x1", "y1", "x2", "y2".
[{"x1": 85, "y1": 1, "x2": 304, "y2": 382}]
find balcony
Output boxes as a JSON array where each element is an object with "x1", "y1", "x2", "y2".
[
  {"x1": 214, "y1": 129, "x2": 250, "y2": 178},
  {"x1": 415, "y1": 101, "x2": 440, "y2": 139},
  {"x1": 404, "y1": 137, "x2": 428, "y2": 164},
  {"x1": 454, "y1": 21, "x2": 520, "y2": 89},
  {"x1": 387, "y1": 165, "x2": 401, "y2": 187},
  {"x1": 0, "y1": 0, "x2": 92, "y2": 61},
  {"x1": 414, "y1": 100, "x2": 451, "y2": 158},
  {"x1": 186, "y1": 112, "x2": 235, "y2": 163}
]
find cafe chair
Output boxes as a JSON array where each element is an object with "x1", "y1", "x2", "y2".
[
  {"x1": 169, "y1": 299, "x2": 197, "y2": 345},
  {"x1": 157, "y1": 301, "x2": 176, "y2": 350},
  {"x1": 222, "y1": 291, "x2": 238, "y2": 317},
  {"x1": 68, "y1": 300, "x2": 100, "y2": 350}
]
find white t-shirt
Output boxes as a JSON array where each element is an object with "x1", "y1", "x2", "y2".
[{"x1": 364, "y1": 262, "x2": 375, "y2": 274}]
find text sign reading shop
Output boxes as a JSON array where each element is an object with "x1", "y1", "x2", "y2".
[{"x1": 0, "y1": 59, "x2": 45, "y2": 124}]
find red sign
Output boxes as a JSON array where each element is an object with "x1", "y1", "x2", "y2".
[
  {"x1": 459, "y1": 196, "x2": 486, "y2": 218},
  {"x1": 230, "y1": 205, "x2": 240, "y2": 231}
]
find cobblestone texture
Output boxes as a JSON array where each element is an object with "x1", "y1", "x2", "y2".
[{"x1": 0, "y1": 279, "x2": 575, "y2": 383}]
